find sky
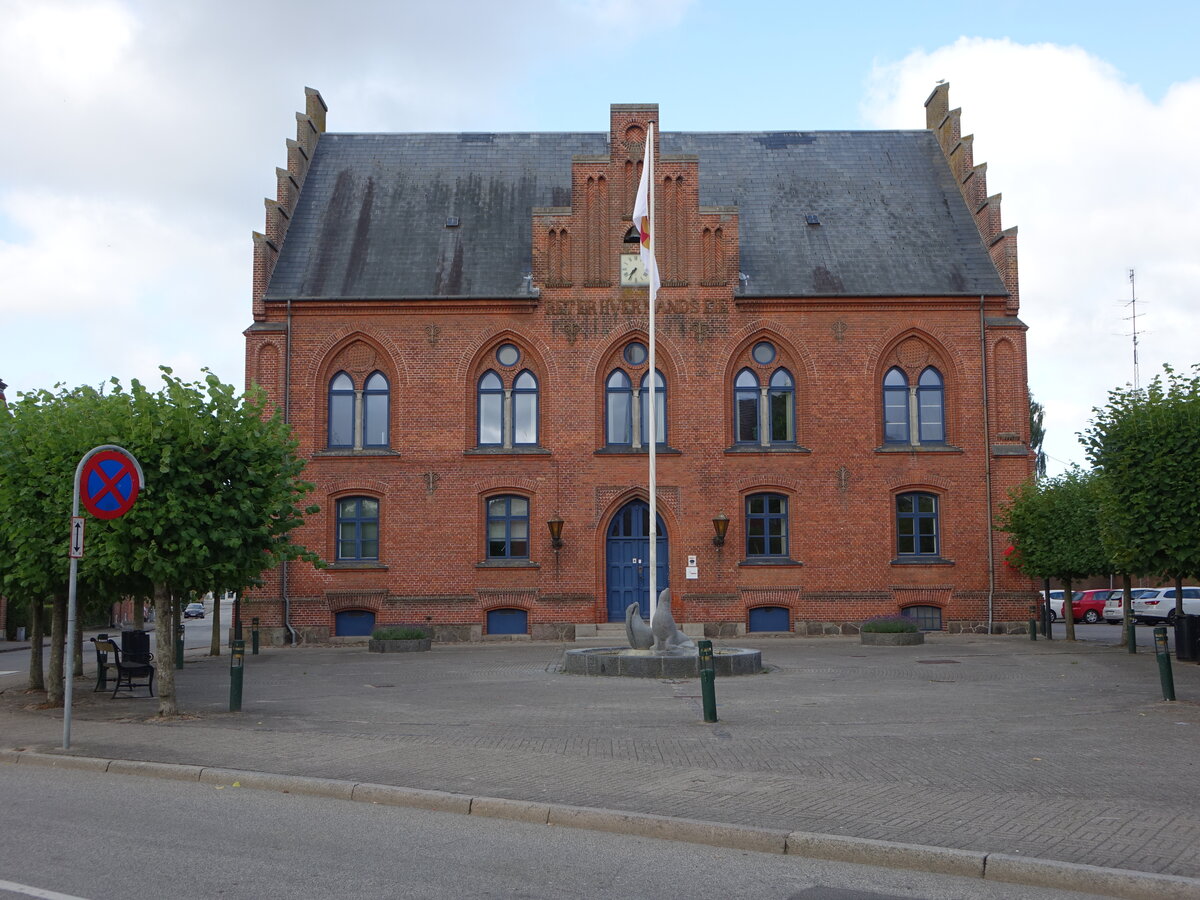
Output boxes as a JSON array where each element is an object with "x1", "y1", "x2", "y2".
[{"x1": 1, "y1": 0, "x2": 1197, "y2": 475}]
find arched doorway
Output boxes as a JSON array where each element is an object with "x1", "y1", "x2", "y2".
[{"x1": 605, "y1": 499, "x2": 669, "y2": 622}]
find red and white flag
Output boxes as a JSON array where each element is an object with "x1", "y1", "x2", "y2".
[{"x1": 632, "y1": 124, "x2": 661, "y2": 299}]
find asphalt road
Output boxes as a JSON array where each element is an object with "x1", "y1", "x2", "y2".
[{"x1": 0, "y1": 764, "x2": 1110, "y2": 900}]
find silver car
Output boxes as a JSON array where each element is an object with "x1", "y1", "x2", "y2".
[{"x1": 1103, "y1": 588, "x2": 1155, "y2": 624}]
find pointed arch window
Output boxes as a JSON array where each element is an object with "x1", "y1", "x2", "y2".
[
  {"x1": 917, "y1": 367, "x2": 945, "y2": 443},
  {"x1": 606, "y1": 370, "x2": 633, "y2": 446},
  {"x1": 883, "y1": 368, "x2": 909, "y2": 443},
  {"x1": 477, "y1": 363, "x2": 540, "y2": 449},
  {"x1": 328, "y1": 372, "x2": 355, "y2": 448},
  {"x1": 768, "y1": 369, "x2": 795, "y2": 443},
  {"x1": 513, "y1": 370, "x2": 539, "y2": 446},
  {"x1": 884, "y1": 365, "x2": 945, "y2": 446},
  {"x1": 734, "y1": 369, "x2": 760, "y2": 443},
  {"x1": 638, "y1": 369, "x2": 666, "y2": 446},
  {"x1": 328, "y1": 370, "x2": 390, "y2": 450},
  {"x1": 478, "y1": 371, "x2": 504, "y2": 446},
  {"x1": 363, "y1": 372, "x2": 389, "y2": 448}
]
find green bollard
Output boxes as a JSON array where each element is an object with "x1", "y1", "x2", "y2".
[
  {"x1": 1153, "y1": 626, "x2": 1175, "y2": 701},
  {"x1": 229, "y1": 639, "x2": 245, "y2": 712},
  {"x1": 1029, "y1": 618, "x2": 1037, "y2": 640},
  {"x1": 1126, "y1": 620, "x2": 1137, "y2": 654},
  {"x1": 697, "y1": 640, "x2": 718, "y2": 723},
  {"x1": 175, "y1": 622, "x2": 185, "y2": 670},
  {"x1": 251, "y1": 617, "x2": 260, "y2": 655}
]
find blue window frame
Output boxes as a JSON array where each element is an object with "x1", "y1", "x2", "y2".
[
  {"x1": 745, "y1": 492, "x2": 788, "y2": 557},
  {"x1": 487, "y1": 495, "x2": 529, "y2": 559},
  {"x1": 478, "y1": 371, "x2": 503, "y2": 446},
  {"x1": 606, "y1": 370, "x2": 632, "y2": 445},
  {"x1": 896, "y1": 492, "x2": 938, "y2": 557},
  {"x1": 638, "y1": 369, "x2": 666, "y2": 445},
  {"x1": 363, "y1": 371, "x2": 389, "y2": 448},
  {"x1": 328, "y1": 372, "x2": 355, "y2": 448},
  {"x1": 734, "y1": 369, "x2": 759, "y2": 443},
  {"x1": 337, "y1": 497, "x2": 379, "y2": 561},
  {"x1": 513, "y1": 370, "x2": 538, "y2": 445},
  {"x1": 917, "y1": 367, "x2": 945, "y2": 443},
  {"x1": 883, "y1": 367, "x2": 909, "y2": 443},
  {"x1": 768, "y1": 369, "x2": 794, "y2": 443}
]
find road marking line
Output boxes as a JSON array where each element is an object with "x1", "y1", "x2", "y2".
[{"x1": 0, "y1": 880, "x2": 91, "y2": 900}]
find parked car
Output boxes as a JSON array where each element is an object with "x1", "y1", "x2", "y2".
[
  {"x1": 1131, "y1": 587, "x2": 1200, "y2": 625},
  {"x1": 1041, "y1": 590, "x2": 1065, "y2": 622},
  {"x1": 1070, "y1": 589, "x2": 1112, "y2": 624},
  {"x1": 1103, "y1": 588, "x2": 1156, "y2": 624},
  {"x1": 184, "y1": 602, "x2": 206, "y2": 619}
]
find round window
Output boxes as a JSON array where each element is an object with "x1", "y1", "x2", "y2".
[
  {"x1": 752, "y1": 341, "x2": 776, "y2": 365},
  {"x1": 624, "y1": 342, "x2": 648, "y2": 365},
  {"x1": 496, "y1": 343, "x2": 520, "y2": 367}
]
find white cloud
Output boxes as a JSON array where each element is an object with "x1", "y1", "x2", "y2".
[{"x1": 862, "y1": 38, "x2": 1200, "y2": 473}]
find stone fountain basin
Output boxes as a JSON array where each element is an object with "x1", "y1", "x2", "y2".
[{"x1": 563, "y1": 646, "x2": 762, "y2": 677}]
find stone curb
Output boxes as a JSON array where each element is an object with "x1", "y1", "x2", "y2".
[
  {"x1": 6, "y1": 748, "x2": 1200, "y2": 900},
  {"x1": 784, "y1": 830, "x2": 984, "y2": 878}
]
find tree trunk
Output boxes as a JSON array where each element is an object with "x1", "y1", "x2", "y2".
[
  {"x1": 1063, "y1": 578, "x2": 1076, "y2": 641},
  {"x1": 210, "y1": 590, "x2": 221, "y2": 657},
  {"x1": 27, "y1": 597, "x2": 44, "y2": 691},
  {"x1": 133, "y1": 596, "x2": 144, "y2": 630},
  {"x1": 1174, "y1": 573, "x2": 1184, "y2": 621},
  {"x1": 153, "y1": 583, "x2": 177, "y2": 717},
  {"x1": 73, "y1": 619, "x2": 84, "y2": 679},
  {"x1": 1121, "y1": 573, "x2": 1133, "y2": 649},
  {"x1": 47, "y1": 595, "x2": 66, "y2": 706}
]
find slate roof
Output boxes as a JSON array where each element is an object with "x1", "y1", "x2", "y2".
[{"x1": 264, "y1": 129, "x2": 1007, "y2": 301}]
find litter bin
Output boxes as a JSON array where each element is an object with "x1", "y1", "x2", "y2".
[
  {"x1": 1174, "y1": 614, "x2": 1200, "y2": 663},
  {"x1": 122, "y1": 629, "x2": 151, "y2": 664}
]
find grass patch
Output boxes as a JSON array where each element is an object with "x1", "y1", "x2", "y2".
[
  {"x1": 860, "y1": 616, "x2": 918, "y2": 634},
  {"x1": 371, "y1": 627, "x2": 428, "y2": 641}
]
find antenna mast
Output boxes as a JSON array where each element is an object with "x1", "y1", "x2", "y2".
[{"x1": 1125, "y1": 268, "x2": 1141, "y2": 390}]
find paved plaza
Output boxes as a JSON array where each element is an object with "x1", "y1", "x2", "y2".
[{"x1": 2, "y1": 631, "x2": 1199, "y2": 894}]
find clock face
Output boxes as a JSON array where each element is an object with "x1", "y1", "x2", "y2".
[{"x1": 620, "y1": 253, "x2": 650, "y2": 286}]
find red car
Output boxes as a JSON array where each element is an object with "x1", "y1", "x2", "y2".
[{"x1": 1067, "y1": 589, "x2": 1112, "y2": 624}]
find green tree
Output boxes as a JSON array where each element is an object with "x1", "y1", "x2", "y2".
[
  {"x1": 1030, "y1": 394, "x2": 1047, "y2": 479},
  {"x1": 1083, "y1": 366, "x2": 1200, "y2": 621},
  {"x1": 999, "y1": 468, "x2": 1112, "y2": 641},
  {"x1": 97, "y1": 369, "x2": 322, "y2": 715},
  {"x1": 0, "y1": 384, "x2": 131, "y2": 699},
  {"x1": 0, "y1": 370, "x2": 320, "y2": 714}
]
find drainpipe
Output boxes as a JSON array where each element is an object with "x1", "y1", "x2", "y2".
[
  {"x1": 980, "y1": 296, "x2": 996, "y2": 634},
  {"x1": 282, "y1": 298, "x2": 298, "y2": 645}
]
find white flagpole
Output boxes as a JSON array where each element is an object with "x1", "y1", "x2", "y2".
[{"x1": 646, "y1": 122, "x2": 658, "y2": 623}]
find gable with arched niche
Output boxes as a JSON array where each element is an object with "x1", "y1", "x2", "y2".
[
  {"x1": 462, "y1": 332, "x2": 551, "y2": 452},
  {"x1": 722, "y1": 328, "x2": 813, "y2": 452},
  {"x1": 316, "y1": 335, "x2": 401, "y2": 454},
  {"x1": 873, "y1": 330, "x2": 960, "y2": 450},
  {"x1": 593, "y1": 331, "x2": 681, "y2": 453}
]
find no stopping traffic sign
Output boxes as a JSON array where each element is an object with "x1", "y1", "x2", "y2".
[{"x1": 80, "y1": 449, "x2": 141, "y2": 519}]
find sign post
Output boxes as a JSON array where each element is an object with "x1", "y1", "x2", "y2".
[{"x1": 64, "y1": 445, "x2": 143, "y2": 750}]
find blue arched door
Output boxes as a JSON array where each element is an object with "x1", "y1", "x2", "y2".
[{"x1": 606, "y1": 499, "x2": 668, "y2": 622}]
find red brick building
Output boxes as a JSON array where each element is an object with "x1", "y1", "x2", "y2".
[{"x1": 243, "y1": 84, "x2": 1034, "y2": 643}]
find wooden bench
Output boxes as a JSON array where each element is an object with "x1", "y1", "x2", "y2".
[{"x1": 90, "y1": 638, "x2": 155, "y2": 698}]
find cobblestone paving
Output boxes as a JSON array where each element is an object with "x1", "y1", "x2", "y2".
[{"x1": 3, "y1": 634, "x2": 1198, "y2": 878}]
